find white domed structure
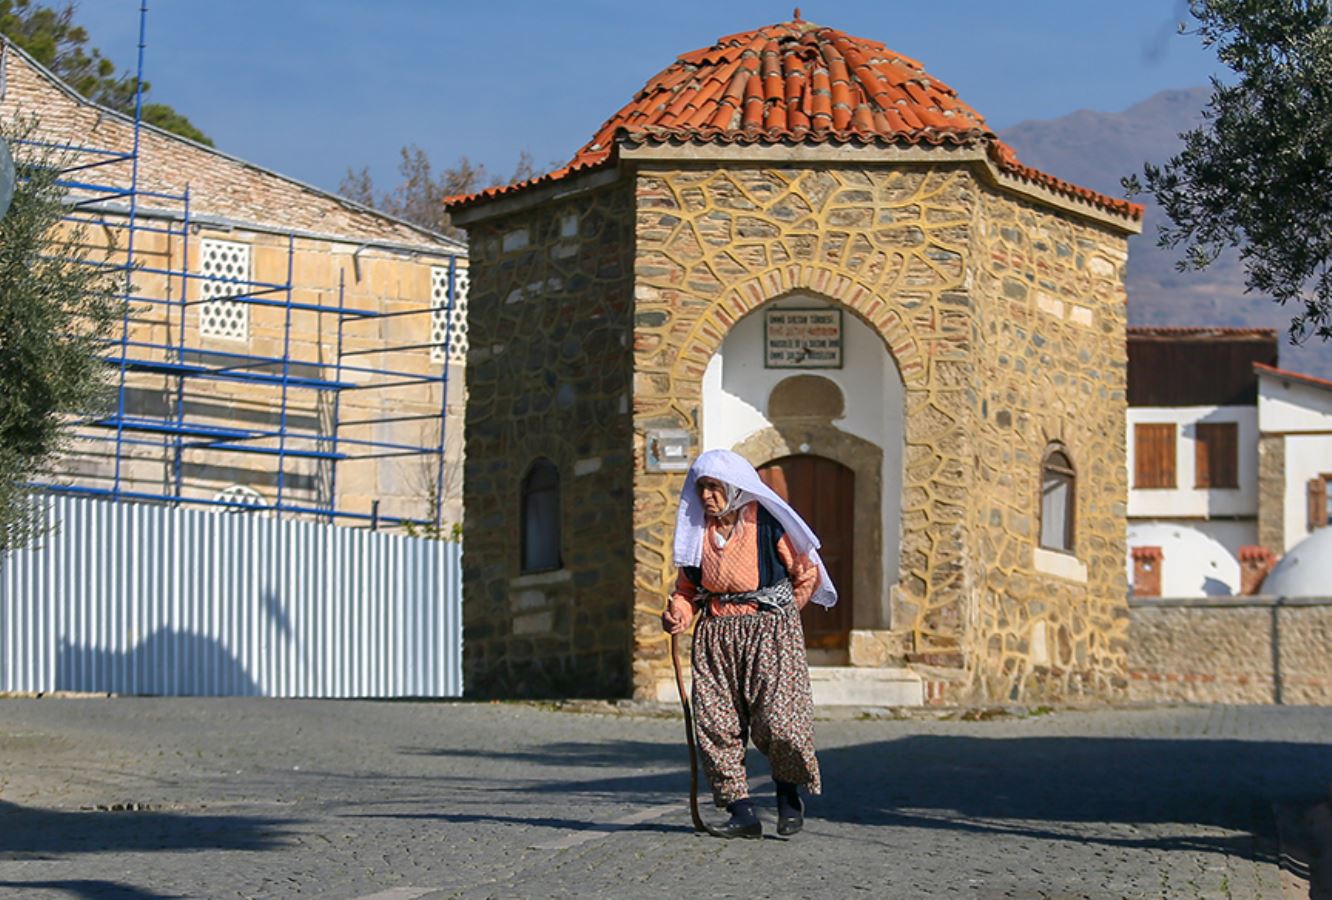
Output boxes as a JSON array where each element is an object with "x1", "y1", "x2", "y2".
[
  {"x1": 1261, "y1": 528, "x2": 1332, "y2": 597},
  {"x1": 1127, "y1": 523, "x2": 1241, "y2": 597}
]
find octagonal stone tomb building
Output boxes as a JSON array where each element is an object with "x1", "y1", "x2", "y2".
[{"x1": 446, "y1": 15, "x2": 1143, "y2": 704}]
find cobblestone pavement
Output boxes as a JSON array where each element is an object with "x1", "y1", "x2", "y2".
[{"x1": 0, "y1": 700, "x2": 1328, "y2": 898}]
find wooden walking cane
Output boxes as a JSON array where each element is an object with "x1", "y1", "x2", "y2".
[{"x1": 670, "y1": 630, "x2": 726, "y2": 837}]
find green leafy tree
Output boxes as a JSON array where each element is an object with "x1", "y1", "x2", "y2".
[
  {"x1": 0, "y1": 0, "x2": 213, "y2": 146},
  {"x1": 339, "y1": 145, "x2": 542, "y2": 528},
  {"x1": 0, "y1": 121, "x2": 122, "y2": 550},
  {"x1": 340, "y1": 147, "x2": 544, "y2": 238},
  {"x1": 1128, "y1": 0, "x2": 1332, "y2": 340}
]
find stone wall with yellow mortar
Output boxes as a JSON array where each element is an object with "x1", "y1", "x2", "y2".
[
  {"x1": 630, "y1": 164, "x2": 954, "y2": 699},
  {"x1": 966, "y1": 187, "x2": 1132, "y2": 702},
  {"x1": 461, "y1": 185, "x2": 637, "y2": 697},
  {"x1": 1130, "y1": 598, "x2": 1332, "y2": 704},
  {"x1": 629, "y1": 162, "x2": 1132, "y2": 704}
]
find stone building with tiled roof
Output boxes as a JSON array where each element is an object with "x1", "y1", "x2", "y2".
[
  {"x1": 448, "y1": 15, "x2": 1142, "y2": 704},
  {"x1": 2, "y1": 38, "x2": 468, "y2": 527}
]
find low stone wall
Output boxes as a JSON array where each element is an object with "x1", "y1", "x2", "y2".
[{"x1": 1128, "y1": 597, "x2": 1332, "y2": 704}]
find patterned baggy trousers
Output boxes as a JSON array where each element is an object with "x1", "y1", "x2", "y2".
[{"x1": 691, "y1": 603, "x2": 822, "y2": 806}]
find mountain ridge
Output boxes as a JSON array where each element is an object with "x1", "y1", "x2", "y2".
[{"x1": 998, "y1": 87, "x2": 1330, "y2": 379}]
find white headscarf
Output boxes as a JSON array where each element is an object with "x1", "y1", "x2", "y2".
[
  {"x1": 673, "y1": 449, "x2": 838, "y2": 608},
  {"x1": 715, "y1": 482, "x2": 757, "y2": 517}
]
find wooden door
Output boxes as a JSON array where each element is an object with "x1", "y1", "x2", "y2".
[{"x1": 758, "y1": 455, "x2": 854, "y2": 650}]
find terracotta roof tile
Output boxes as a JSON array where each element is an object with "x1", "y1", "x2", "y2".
[
  {"x1": 827, "y1": 57, "x2": 850, "y2": 88},
  {"x1": 852, "y1": 102, "x2": 874, "y2": 132},
  {"x1": 832, "y1": 101, "x2": 852, "y2": 130},
  {"x1": 810, "y1": 66, "x2": 833, "y2": 125},
  {"x1": 446, "y1": 17, "x2": 1144, "y2": 222},
  {"x1": 742, "y1": 74, "x2": 764, "y2": 128},
  {"x1": 762, "y1": 44, "x2": 783, "y2": 90},
  {"x1": 784, "y1": 62, "x2": 804, "y2": 97},
  {"x1": 1129, "y1": 326, "x2": 1279, "y2": 336},
  {"x1": 830, "y1": 77, "x2": 852, "y2": 107},
  {"x1": 1254, "y1": 362, "x2": 1332, "y2": 392}
]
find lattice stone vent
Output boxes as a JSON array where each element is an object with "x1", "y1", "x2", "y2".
[
  {"x1": 198, "y1": 239, "x2": 251, "y2": 341},
  {"x1": 212, "y1": 484, "x2": 267, "y2": 513},
  {"x1": 430, "y1": 264, "x2": 468, "y2": 365}
]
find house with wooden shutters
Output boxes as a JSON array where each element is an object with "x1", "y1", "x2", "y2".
[
  {"x1": 1255, "y1": 362, "x2": 1332, "y2": 551},
  {"x1": 1125, "y1": 327, "x2": 1332, "y2": 598}
]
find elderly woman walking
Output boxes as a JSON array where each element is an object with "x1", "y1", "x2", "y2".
[{"x1": 662, "y1": 449, "x2": 837, "y2": 839}]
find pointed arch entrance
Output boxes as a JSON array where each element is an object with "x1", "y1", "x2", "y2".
[{"x1": 758, "y1": 455, "x2": 855, "y2": 650}]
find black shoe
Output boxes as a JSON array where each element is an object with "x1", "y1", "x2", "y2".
[
  {"x1": 775, "y1": 781, "x2": 804, "y2": 836},
  {"x1": 714, "y1": 798, "x2": 762, "y2": 839}
]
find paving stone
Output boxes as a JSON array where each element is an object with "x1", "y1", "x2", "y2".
[{"x1": 0, "y1": 700, "x2": 1324, "y2": 898}]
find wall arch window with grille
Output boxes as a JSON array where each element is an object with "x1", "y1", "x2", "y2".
[
  {"x1": 212, "y1": 484, "x2": 268, "y2": 514},
  {"x1": 430, "y1": 264, "x2": 468, "y2": 365},
  {"x1": 198, "y1": 238, "x2": 252, "y2": 341},
  {"x1": 1039, "y1": 445, "x2": 1076, "y2": 553},
  {"x1": 521, "y1": 458, "x2": 562, "y2": 573}
]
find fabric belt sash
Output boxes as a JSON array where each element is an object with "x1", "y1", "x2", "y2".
[{"x1": 700, "y1": 578, "x2": 794, "y2": 614}]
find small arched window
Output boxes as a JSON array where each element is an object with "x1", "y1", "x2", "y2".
[
  {"x1": 521, "y1": 458, "x2": 562, "y2": 572},
  {"x1": 1039, "y1": 446, "x2": 1076, "y2": 553}
]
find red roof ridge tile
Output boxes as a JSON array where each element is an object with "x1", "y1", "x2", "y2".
[
  {"x1": 1253, "y1": 361, "x2": 1332, "y2": 392},
  {"x1": 1129, "y1": 326, "x2": 1279, "y2": 336},
  {"x1": 444, "y1": 18, "x2": 1145, "y2": 222}
]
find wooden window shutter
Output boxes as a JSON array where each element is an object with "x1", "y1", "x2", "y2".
[
  {"x1": 1134, "y1": 423, "x2": 1176, "y2": 488},
  {"x1": 1195, "y1": 422, "x2": 1238, "y2": 488},
  {"x1": 1309, "y1": 477, "x2": 1329, "y2": 532}
]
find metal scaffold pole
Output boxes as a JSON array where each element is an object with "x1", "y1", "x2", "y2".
[
  {"x1": 110, "y1": 0, "x2": 150, "y2": 500},
  {"x1": 25, "y1": 3, "x2": 465, "y2": 531}
]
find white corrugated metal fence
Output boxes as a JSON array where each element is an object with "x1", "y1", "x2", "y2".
[{"x1": 0, "y1": 495, "x2": 462, "y2": 697}]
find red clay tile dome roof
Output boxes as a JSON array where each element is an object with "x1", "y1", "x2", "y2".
[{"x1": 446, "y1": 15, "x2": 1142, "y2": 221}]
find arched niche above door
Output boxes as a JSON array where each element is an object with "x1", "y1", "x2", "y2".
[{"x1": 768, "y1": 375, "x2": 845, "y2": 423}]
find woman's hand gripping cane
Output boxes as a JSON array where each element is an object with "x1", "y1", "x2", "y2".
[{"x1": 661, "y1": 596, "x2": 694, "y2": 635}]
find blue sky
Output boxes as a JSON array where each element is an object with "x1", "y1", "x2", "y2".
[{"x1": 75, "y1": 1, "x2": 1217, "y2": 196}]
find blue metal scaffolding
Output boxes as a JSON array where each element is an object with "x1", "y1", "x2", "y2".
[{"x1": 25, "y1": 3, "x2": 462, "y2": 529}]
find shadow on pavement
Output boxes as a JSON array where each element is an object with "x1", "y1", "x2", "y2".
[
  {"x1": 399, "y1": 739, "x2": 680, "y2": 768},
  {"x1": 817, "y1": 735, "x2": 1329, "y2": 827},
  {"x1": 345, "y1": 809, "x2": 678, "y2": 835},
  {"x1": 398, "y1": 732, "x2": 1332, "y2": 855},
  {"x1": 1277, "y1": 796, "x2": 1332, "y2": 899},
  {"x1": 0, "y1": 880, "x2": 176, "y2": 899},
  {"x1": 0, "y1": 800, "x2": 293, "y2": 858},
  {"x1": 1311, "y1": 799, "x2": 1332, "y2": 900}
]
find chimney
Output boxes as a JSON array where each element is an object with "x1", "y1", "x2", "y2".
[
  {"x1": 1131, "y1": 546, "x2": 1162, "y2": 598},
  {"x1": 1238, "y1": 545, "x2": 1276, "y2": 595}
]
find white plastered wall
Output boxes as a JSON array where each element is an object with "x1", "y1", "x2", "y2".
[
  {"x1": 701, "y1": 295, "x2": 905, "y2": 599},
  {"x1": 1126, "y1": 405, "x2": 1258, "y2": 518},
  {"x1": 1126, "y1": 519, "x2": 1256, "y2": 597},
  {"x1": 1259, "y1": 374, "x2": 1332, "y2": 433},
  {"x1": 1257, "y1": 372, "x2": 1332, "y2": 550},
  {"x1": 1281, "y1": 434, "x2": 1332, "y2": 550}
]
